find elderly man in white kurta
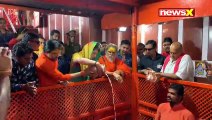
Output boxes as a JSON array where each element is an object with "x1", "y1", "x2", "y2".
[{"x1": 156, "y1": 42, "x2": 194, "y2": 81}]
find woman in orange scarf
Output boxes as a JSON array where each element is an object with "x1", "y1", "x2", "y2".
[
  {"x1": 36, "y1": 40, "x2": 89, "y2": 87},
  {"x1": 98, "y1": 43, "x2": 131, "y2": 83}
]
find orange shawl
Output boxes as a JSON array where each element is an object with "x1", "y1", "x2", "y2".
[{"x1": 98, "y1": 56, "x2": 130, "y2": 74}]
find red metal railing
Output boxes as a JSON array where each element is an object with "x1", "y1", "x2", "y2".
[
  {"x1": 6, "y1": 73, "x2": 212, "y2": 120},
  {"x1": 7, "y1": 77, "x2": 131, "y2": 120}
]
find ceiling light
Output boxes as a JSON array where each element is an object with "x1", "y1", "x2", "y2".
[{"x1": 119, "y1": 27, "x2": 127, "y2": 32}]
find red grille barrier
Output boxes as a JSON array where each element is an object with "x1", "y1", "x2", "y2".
[
  {"x1": 137, "y1": 74, "x2": 212, "y2": 120},
  {"x1": 6, "y1": 73, "x2": 212, "y2": 120},
  {"x1": 7, "y1": 77, "x2": 131, "y2": 120}
]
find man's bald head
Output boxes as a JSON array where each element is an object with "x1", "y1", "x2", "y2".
[
  {"x1": 170, "y1": 42, "x2": 183, "y2": 52},
  {"x1": 170, "y1": 42, "x2": 183, "y2": 61}
]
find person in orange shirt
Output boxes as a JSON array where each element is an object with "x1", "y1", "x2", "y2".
[
  {"x1": 35, "y1": 40, "x2": 89, "y2": 87},
  {"x1": 155, "y1": 84, "x2": 195, "y2": 120},
  {"x1": 98, "y1": 43, "x2": 131, "y2": 83}
]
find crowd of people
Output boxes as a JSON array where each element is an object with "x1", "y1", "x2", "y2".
[
  {"x1": 0, "y1": 18, "x2": 211, "y2": 91},
  {"x1": 1, "y1": 17, "x2": 210, "y2": 119},
  {"x1": 0, "y1": 18, "x2": 133, "y2": 95},
  {"x1": 138, "y1": 38, "x2": 194, "y2": 82}
]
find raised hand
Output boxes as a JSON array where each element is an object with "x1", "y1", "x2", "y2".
[{"x1": 0, "y1": 47, "x2": 12, "y2": 78}]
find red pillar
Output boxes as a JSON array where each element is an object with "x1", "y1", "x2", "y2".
[{"x1": 131, "y1": 6, "x2": 139, "y2": 120}]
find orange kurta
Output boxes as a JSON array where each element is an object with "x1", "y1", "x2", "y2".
[
  {"x1": 35, "y1": 54, "x2": 71, "y2": 87},
  {"x1": 155, "y1": 102, "x2": 195, "y2": 120},
  {"x1": 98, "y1": 56, "x2": 130, "y2": 74}
]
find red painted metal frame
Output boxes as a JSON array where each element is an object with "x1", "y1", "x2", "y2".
[
  {"x1": 38, "y1": 0, "x2": 130, "y2": 13},
  {"x1": 68, "y1": 102, "x2": 131, "y2": 120},
  {"x1": 137, "y1": 74, "x2": 212, "y2": 90},
  {"x1": 138, "y1": 109, "x2": 155, "y2": 118},
  {"x1": 108, "y1": 0, "x2": 138, "y2": 6},
  {"x1": 131, "y1": 6, "x2": 139, "y2": 120}
]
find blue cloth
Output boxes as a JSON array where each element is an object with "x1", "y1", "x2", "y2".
[
  {"x1": 58, "y1": 55, "x2": 71, "y2": 74},
  {"x1": 10, "y1": 59, "x2": 38, "y2": 92},
  {"x1": 117, "y1": 50, "x2": 132, "y2": 67},
  {"x1": 0, "y1": 31, "x2": 14, "y2": 47}
]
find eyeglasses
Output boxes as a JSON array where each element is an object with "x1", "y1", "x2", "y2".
[{"x1": 145, "y1": 48, "x2": 154, "y2": 51}]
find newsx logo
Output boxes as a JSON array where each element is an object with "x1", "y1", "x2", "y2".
[{"x1": 159, "y1": 8, "x2": 195, "y2": 17}]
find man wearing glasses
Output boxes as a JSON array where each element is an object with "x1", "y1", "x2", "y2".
[{"x1": 138, "y1": 40, "x2": 165, "y2": 73}]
